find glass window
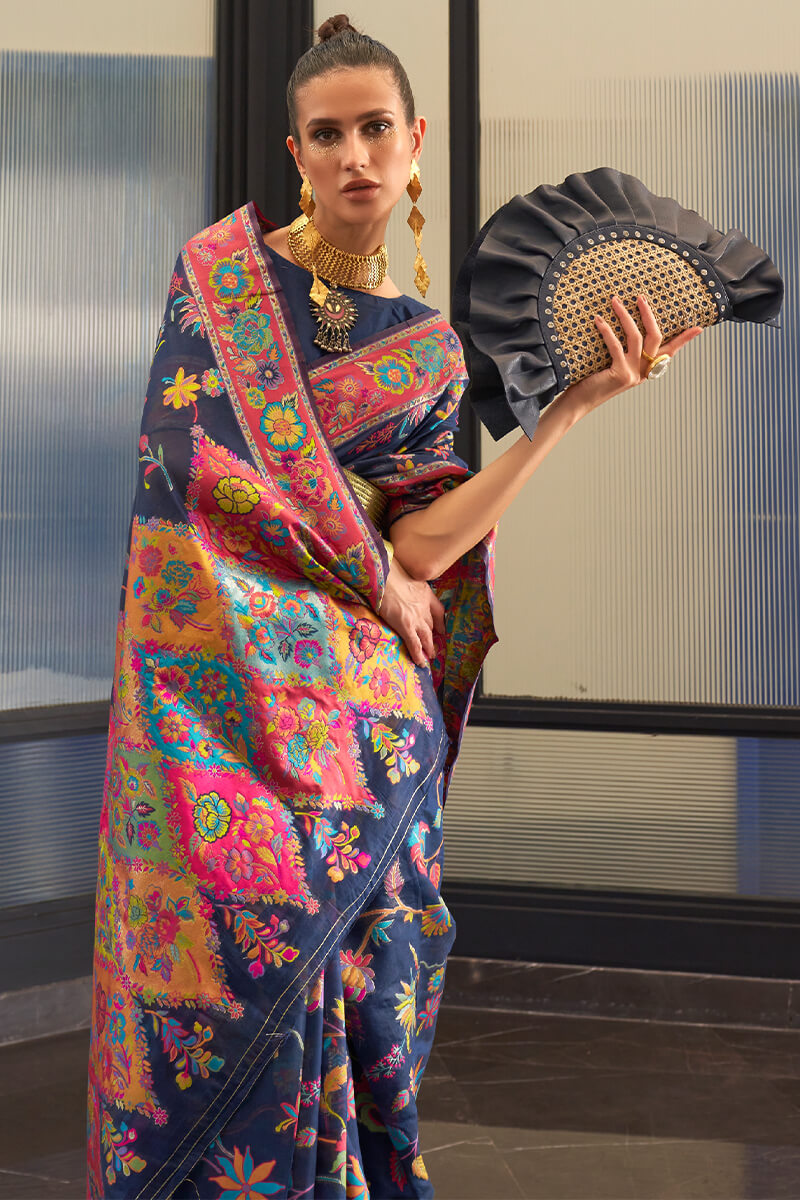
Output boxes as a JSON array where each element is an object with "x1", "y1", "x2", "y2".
[
  {"x1": 447, "y1": 725, "x2": 800, "y2": 900},
  {"x1": 1, "y1": 15, "x2": 214, "y2": 711},
  {"x1": 449, "y1": 0, "x2": 800, "y2": 910},
  {"x1": 478, "y1": 1, "x2": 799, "y2": 707}
]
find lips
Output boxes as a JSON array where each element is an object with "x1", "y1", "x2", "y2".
[{"x1": 342, "y1": 180, "x2": 379, "y2": 193}]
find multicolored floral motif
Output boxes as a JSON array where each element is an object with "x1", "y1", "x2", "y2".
[
  {"x1": 260, "y1": 402, "x2": 306, "y2": 451},
  {"x1": 231, "y1": 309, "x2": 274, "y2": 356},
  {"x1": 126, "y1": 524, "x2": 227, "y2": 656},
  {"x1": 373, "y1": 354, "x2": 415, "y2": 393},
  {"x1": 165, "y1": 762, "x2": 314, "y2": 908},
  {"x1": 92, "y1": 961, "x2": 156, "y2": 1113},
  {"x1": 88, "y1": 203, "x2": 495, "y2": 1199},
  {"x1": 106, "y1": 738, "x2": 170, "y2": 864},
  {"x1": 220, "y1": 906, "x2": 300, "y2": 979},
  {"x1": 209, "y1": 256, "x2": 253, "y2": 300},
  {"x1": 340, "y1": 949, "x2": 376, "y2": 1002},
  {"x1": 214, "y1": 475, "x2": 260, "y2": 514},
  {"x1": 100, "y1": 1113, "x2": 147, "y2": 1187},
  {"x1": 194, "y1": 790, "x2": 232, "y2": 841},
  {"x1": 150, "y1": 1010, "x2": 226, "y2": 1091},
  {"x1": 162, "y1": 366, "x2": 201, "y2": 411},
  {"x1": 116, "y1": 862, "x2": 232, "y2": 1007},
  {"x1": 309, "y1": 322, "x2": 465, "y2": 453},
  {"x1": 202, "y1": 367, "x2": 225, "y2": 396},
  {"x1": 208, "y1": 1144, "x2": 282, "y2": 1197}
]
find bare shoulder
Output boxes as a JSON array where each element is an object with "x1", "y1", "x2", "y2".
[
  {"x1": 263, "y1": 225, "x2": 292, "y2": 258},
  {"x1": 372, "y1": 275, "x2": 403, "y2": 299}
]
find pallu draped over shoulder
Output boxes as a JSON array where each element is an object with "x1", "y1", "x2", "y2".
[{"x1": 87, "y1": 204, "x2": 496, "y2": 1200}]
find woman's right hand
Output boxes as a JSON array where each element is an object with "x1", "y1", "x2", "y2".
[
  {"x1": 378, "y1": 555, "x2": 446, "y2": 669},
  {"x1": 559, "y1": 294, "x2": 702, "y2": 422}
]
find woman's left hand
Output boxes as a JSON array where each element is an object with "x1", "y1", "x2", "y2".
[
  {"x1": 560, "y1": 294, "x2": 702, "y2": 420},
  {"x1": 377, "y1": 555, "x2": 446, "y2": 670}
]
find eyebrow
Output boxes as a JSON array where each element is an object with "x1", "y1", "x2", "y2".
[{"x1": 305, "y1": 109, "x2": 395, "y2": 130}]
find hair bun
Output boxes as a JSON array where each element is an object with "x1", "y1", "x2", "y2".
[{"x1": 317, "y1": 13, "x2": 358, "y2": 42}]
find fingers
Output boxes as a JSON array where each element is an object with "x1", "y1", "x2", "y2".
[
  {"x1": 661, "y1": 326, "x2": 702, "y2": 356},
  {"x1": 430, "y1": 592, "x2": 446, "y2": 636},
  {"x1": 597, "y1": 295, "x2": 702, "y2": 387},
  {"x1": 636, "y1": 293, "x2": 663, "y2": 353},
  {"x1": 611, "y1": 295, "x2": 643, "y2": 359},
  {"x1": 408, "y1": 631, "x2": 429, "y2": 670},
  {"x1": 580, "y1": 294, "x2": 702, "y2": 409},
  {"x1": 403, "y1": 608, "x2": 435, "y2": 669},
  {"x1": 378, "y1": 571, "x2": 441, "y2": 670},
  {"x1": 418, "y1": 620, "x2": 435, "y2": 661},
  {"x1": 597, "y1": 295, "x2": 665, "y2": 358},
  {"x1": 406, "y1": 590, "x2": 444, "y2": 669},
  {"x1": 406, "y1": 624, "x2": 433, "y2": 669},
  {"x1": 402, "y1": 610, "x2": 433, "y2": 668},
  {"x1": 594, "y1": 314, "x2": 628, "y2": 372}
]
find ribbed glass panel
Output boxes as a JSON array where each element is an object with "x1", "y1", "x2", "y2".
[
  {"x1": 477, "y1": 73, "x2": 799, "y2": 705},
  {"x1": 0, "y1": 51, "x2": 213, "y2": 710},
  {"x1": 4, "y1": 726, "x2": 798, "y2": 909},
  {"x1": 445, "y1": 726, "x2": 800, "y2": 899},
  {"x1": 0, "y1": 733, "x2": 107, "y2": 907}
]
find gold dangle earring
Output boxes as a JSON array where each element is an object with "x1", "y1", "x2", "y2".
[
  {"x1": 407, "y1": 160, "x2": 429, "y2": 298},
  {"x1": 299, "y1": 174, "x2": 315, "y2": 219}
]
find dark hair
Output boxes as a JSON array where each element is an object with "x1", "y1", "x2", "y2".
[{"x1": 287, "y1": 14, "x2": 415, "y2": 142}]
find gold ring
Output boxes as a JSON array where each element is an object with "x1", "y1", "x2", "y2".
[{"x1": 641, "y1": 349, "x2": 670, "y2": 381}]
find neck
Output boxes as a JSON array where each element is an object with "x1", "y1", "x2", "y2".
[{"x1": 312, "y1": 206, "x2": 389, "y2": 256}]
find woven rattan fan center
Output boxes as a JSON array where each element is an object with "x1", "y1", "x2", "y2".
[{"x1": 551, "y1": 239, "x2": 719, "y2": 383}]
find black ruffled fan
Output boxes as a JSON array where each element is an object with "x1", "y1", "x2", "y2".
[{"x1": 452, "y1": 168, "x2": 784, "y2": 440}]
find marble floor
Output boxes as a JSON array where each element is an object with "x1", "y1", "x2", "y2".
[{"x1": 3, "y1": 999, "x2": 800, "y2": 1198}]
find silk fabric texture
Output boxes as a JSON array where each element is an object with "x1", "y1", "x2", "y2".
[{"x1": 87, "y1": 204, "x2": 496, "y2": 1199}]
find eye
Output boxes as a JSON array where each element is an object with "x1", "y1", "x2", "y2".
[
  {"x1": 366, "y1": 121, "x2": 392, "y2": 136},
  {"x1": 312, "y1": 128, "x2": 339, "y2": 143}
]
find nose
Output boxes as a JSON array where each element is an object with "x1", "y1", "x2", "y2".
[{"x1": 338, "y1": 130, "x2": 370, "y2": 171}]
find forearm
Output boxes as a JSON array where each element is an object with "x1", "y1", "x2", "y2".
[
  {"x1": 390, "y1": 296, "x2": 701, "y2": 581},
  {"x1": 390, "y1": 387, "x2": 588, "y2": 580}
]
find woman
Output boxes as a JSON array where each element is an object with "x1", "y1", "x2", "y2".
[{"x1": 87, "y1": 15, "x2": 699, "y2": 1199}]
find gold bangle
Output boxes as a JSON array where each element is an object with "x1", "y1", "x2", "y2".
[
  {"x1": 381, "y1": 537, "x2": 394, "y2": 564},
  {"x1": 342, "y1": 467, "x2": 388, "y2": 532}
]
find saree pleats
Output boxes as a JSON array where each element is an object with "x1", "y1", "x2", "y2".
[{"x1": 87, "y1": 205, "x2": 494, "y2": 1199}]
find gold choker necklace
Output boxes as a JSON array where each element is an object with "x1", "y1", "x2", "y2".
[{"x1": 287, "y1": 214, "x2": 389, "y2": 353}]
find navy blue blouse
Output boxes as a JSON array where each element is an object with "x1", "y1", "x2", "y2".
[{"x1": 264, "y1": 244, "x2": 432, "y2": 367}]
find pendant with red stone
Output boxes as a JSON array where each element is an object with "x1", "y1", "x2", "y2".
[{"x1": 311, "y1": 286, "x2": 358, "y2": 353}]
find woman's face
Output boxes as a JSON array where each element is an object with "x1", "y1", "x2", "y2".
[{"x1": 288, "y1": 66, "x2": 425, "y2": 233}]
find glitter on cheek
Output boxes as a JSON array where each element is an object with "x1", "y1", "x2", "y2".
[
  {"x1": 365, "y1": 125, "x2": 398, "y2": 144},
  {"x1": 307, "y1": 139, "x2": 339, "y2": 157}
]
